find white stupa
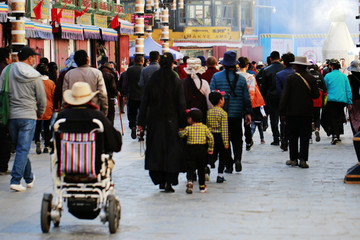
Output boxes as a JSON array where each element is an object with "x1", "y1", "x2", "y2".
[{"x1": 322, "y1": 6, "x2": 356, "y2": 64}]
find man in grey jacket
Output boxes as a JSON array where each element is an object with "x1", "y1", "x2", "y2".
[
  {"x1": 63, "y1": 50, "x2": 108, "y2": 115},
  {"x1": 0, "y1": 47, "x2": 46, "y2": 191},
  {"x1": 138, "y1": 51, "x2": 160, "y2": 88}
]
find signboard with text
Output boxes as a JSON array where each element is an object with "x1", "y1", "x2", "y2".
[
  {"x1": 78, "y1": 13, "x2": 92, "y2": 25},
  {"x1": 94, "y1": 14, "x2": 108, "y2": 28},
  {"x1": 184, "y1": 27, "x2": 231, "y2": 40},
  {"x1": 131, "y1": 14, "x2": 154, "y2": 26}
]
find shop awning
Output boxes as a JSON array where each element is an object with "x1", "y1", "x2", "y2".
[
  {"x1": 60, "y1": 23, "x2": 84, "y2": 41},
  {"x1": 24, "y1": 20, "x2": 53, "y2": 40},
  {"x1": 0, "y1": 3, "x2": 8, "y2": 23},
  {"x1": 101, "y1": 28, "x2": 118, "y2": 42},
  {"x1": 119, "y1": 19, "x2": 134, "y2": 35},
  {"x1": 82, "y1": 25, "x2": 101, "y2": 40}
]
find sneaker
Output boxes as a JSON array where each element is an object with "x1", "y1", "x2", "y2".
[
  {"x1": 26, "y1": 175, "x2": 35, "y2": 188},
  {"x1": 36, "y1": 142, "x2": 41, "y2": 154},
  {"x1": 299, "y1": 160, "x2": 309, "y2": 168},
  {"x1": 43, "y1": 147, "x2": 49, "y2": 153},
  {"x1": 216, "y1": 176, "x2": 226, "y2": 183},
  {"x1": 246, "y1": 141, "x2": 253, "y2": 151},
  {"x1": 261, "y1": 139, "x2": 265, "y2": 144},
  {"x1": 186, "y1": 181, "x2": 193, "y2": 194},
  {"x1": 131, "y1": 127, "x2": 136, "y2": 139},
  {"x1": 199, "y1": 185, "x2": 207, "y2": 193},
  {"x1": 235, "y1": 160, "x2": 242, "y2": 172},
  {"x1": 270, "y1": 141, "x2": 279, "y2": 146},
  {"x1": 315, "y1": 130, "x2": 320, "y2": 142},
  {"x1": 331, "y1": 138, "x2": 338, "y2": 145},
  {"x1": 285, "y1": 159, "x2": 298, "y2": 166},
  {"x1": 10, "y1": 184, "x2": 26, "y2": 192}
]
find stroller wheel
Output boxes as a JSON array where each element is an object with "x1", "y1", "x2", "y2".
[
  {"x1": 40, "y1": 193, "x2": 53, "y2": 233},
  {"x1": 107, "y1": 195, "x2": 120, "y2": 234}
]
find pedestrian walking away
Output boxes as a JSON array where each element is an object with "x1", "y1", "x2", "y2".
[
  {"x1": 279, "y1": 56, "x2": 319, "y2": 168},
  {"x1": 62, "y1": 50, "x2": 108, "y2": 115},
  {"x1": 207, "y1": 91, "x2": 230, "y2": 183},
  {"x1": 0, "y1": 47, "x2": 12, "y2": 175},
  {"x1": 321, "y1": 58, "x2": 352, "y2": 145},
  {"x1": 261, "y1": 51, "x2": 284, "y2": 146},
  {"x1": 123, "y1": 55, "x2": 144, "y2": 139},
  {"x1": 210, "y1": 51, "x2": 252, "y2": 173},
  {"x1": 137, "y1": 52, "x2": 186, "y2": 193},
  {"x1": 0, "y1": 47, "x2": 46, "y2": 191},
  {"x1": 179, "y1": 108, "x2": 214, "y2": 193}
]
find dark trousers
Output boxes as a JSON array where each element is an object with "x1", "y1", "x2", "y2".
[
  {"x1": 186, "y1": 144, "x2": 207, "y2": 186},
  {"x1": 251, "y1": 121, "x2": 264, "y2": 140},
  {"x1": 209, "y1": 133, "x2": 230, "y2": 174},
  {"x1": 268, "y1": 101, "x2": 280, "y2": 142},
  {"x1": 287, "y1": 116, "x2": 312, "y2": 161},
  {"x1": 327, "y1": 101, "x2": 346, "y2": 137},
  {"x1": 0, "y1": 125, "x2": 12, "y2": 172},
  {"x1": 107, "y1": 99, "x2": 115, "y2": 126},
  {"x1": 244, "y1": 120, "x2": 252, "y2": 144},
  {"x1": 227, "y1": 117, "x2": 243, "y2": 170},
  {"x1": 280, "y1": 118, "x2": 288, "y2": 148},
  {"x1": 34, "y1": 120, "x2": 51, "y2": 147},
  {"x1": 313, "y1": 107, "x2": 321, "y2": 129},
  {"x1": 127, "y1": 99, "x2": 141, "y2": 129}
]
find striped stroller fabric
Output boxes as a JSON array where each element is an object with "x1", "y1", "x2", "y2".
[{"x1": 59, "y1": 132, "x2": 96, "y2": 177}]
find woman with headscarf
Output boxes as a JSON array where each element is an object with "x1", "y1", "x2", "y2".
[{"x1": 137, "y1": 52, "x2": 186, "y2": 193}]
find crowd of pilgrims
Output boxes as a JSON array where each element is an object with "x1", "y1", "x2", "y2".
[{"x1": 9, "y1": 49, "x2": 358, "y2": 194}]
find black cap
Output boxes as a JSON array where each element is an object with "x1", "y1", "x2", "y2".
[{"x1": 18, "y1": 47, "x2": 40, "y2": 61}]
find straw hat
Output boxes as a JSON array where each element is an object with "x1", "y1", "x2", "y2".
[
  {"x1": 290, "y1": 56, "x2": 312, "y2": 66},
  {"x1": 63, "y1": 82, "x2": 98, "y2": 106}
]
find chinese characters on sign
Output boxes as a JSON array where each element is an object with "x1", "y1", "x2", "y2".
[
  {"x1": 131, "y1": 14, "x2": 154, "y2": 26},
  {"x1": 183, "y1": 27, "x2": 231, "y2": 40}
]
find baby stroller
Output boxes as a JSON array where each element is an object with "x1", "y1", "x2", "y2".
[{"x1": 40, "y1": 118, "x2": 121, "y2": 234}]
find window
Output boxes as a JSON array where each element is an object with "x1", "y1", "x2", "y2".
[
  {"x1": 179, "y1": 0, "x2": 211, "y2": 26},
  {"x1": 214, "y1": 0, "x2": 239, "y2": 30}
]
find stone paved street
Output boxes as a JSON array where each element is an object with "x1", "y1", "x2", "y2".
[{"x1": 0, "y1": 110, "x2": 360, "y2": 240}]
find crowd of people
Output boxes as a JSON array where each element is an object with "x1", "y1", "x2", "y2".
[{"x1": 0, "y1": 45, "x2": 358, "y2": 194}]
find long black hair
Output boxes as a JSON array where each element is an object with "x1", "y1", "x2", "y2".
[
  {"x1": 147, "y1": 52, "x2": 177, "y2": 115},
  {"x1": 225, "y1": 65, "x2": 239, "y2": 96}
]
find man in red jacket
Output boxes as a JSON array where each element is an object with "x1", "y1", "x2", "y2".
[
  {"x1": 201, "y1": 56, "x2": 220, "y2": 84},
  {"x1": 177, "y1": 56, "x2": 189, "y2": 80}
]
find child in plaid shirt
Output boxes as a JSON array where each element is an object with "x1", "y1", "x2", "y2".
[
  {"x1": 207, "y1": 91, "x2": 230, "y2": 183},
  {"x1": 179, "y1": 108, "x2": 214, "y2": 194}
]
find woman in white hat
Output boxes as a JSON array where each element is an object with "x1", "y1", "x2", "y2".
[{"x1": 182, "y1": 58, "x2": 211, "y2": 123}]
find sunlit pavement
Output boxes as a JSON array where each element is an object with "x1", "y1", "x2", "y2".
[{"x1": 0, "y1": 108, "x2": 360, "y2": 240}]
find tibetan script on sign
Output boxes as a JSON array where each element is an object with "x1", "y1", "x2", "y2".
[{"x1": 183, "y1": 27, "x2": 231, "y2": 40}]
